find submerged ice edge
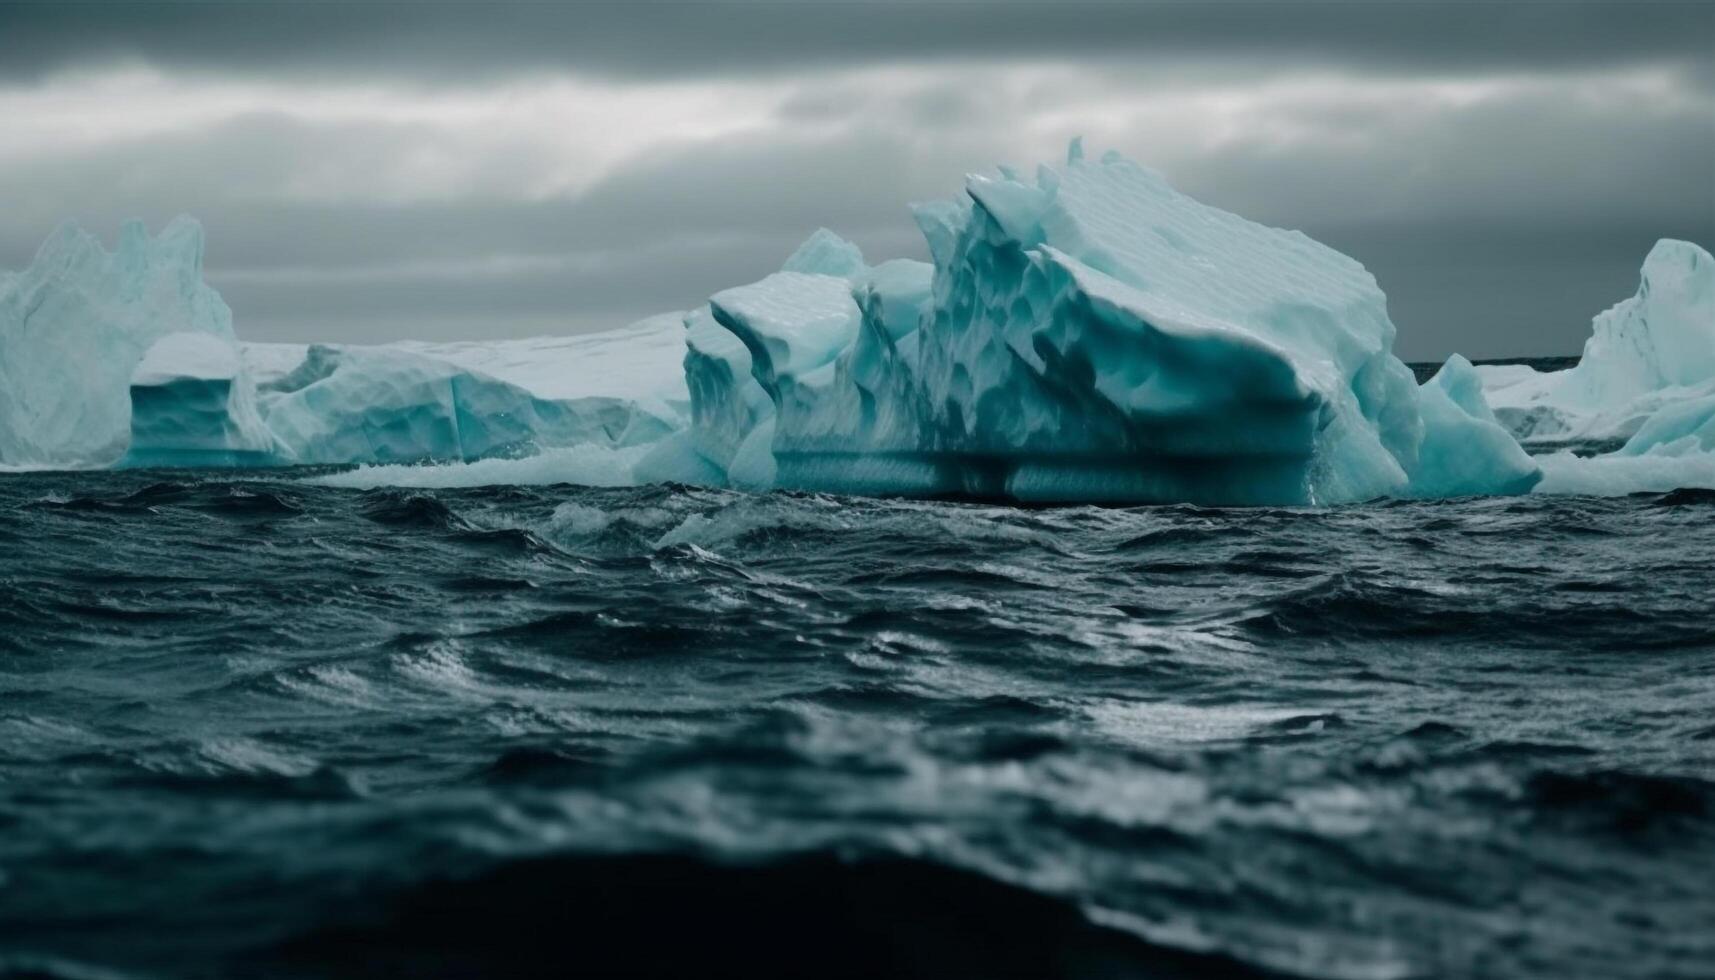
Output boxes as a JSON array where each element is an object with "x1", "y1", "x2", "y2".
[{"x1": 0, "y1": 145, "x2": 1709, "y2": 503}]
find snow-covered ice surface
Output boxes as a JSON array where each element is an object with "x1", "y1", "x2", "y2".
[
  {"x1": 393, "y1": 311, "x2": 691, "y2": 414},
  {"x1": 131, "y1": 330, "x2": 243, "y2": 388},
  {"x1": 234, "y1": 318, "x2": 689, "y2": 467}
]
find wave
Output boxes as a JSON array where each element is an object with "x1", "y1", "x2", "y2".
[
  {"x1": 306, "y1": 444, "x2": 654, "y2": 490},
  {"x1": 1523, "y1": 770, "x2": 1715, "y2": 838},
  {"x1": 4, "y1": 474, "x2": 1713, "y2": 980},
  {"x1": 260, "y1": 851, "x2": 1289, "y2": 980}
]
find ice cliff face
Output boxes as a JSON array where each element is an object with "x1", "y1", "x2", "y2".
[
  {"x1": 0, "y1": 218, "x2": 234, "y2": 468},
  {"x1": 661, "y1": 146, "x2": 1529, "y2": 504},
  {"x1": 120, "y1": 332, "x2": 283, "y2": 468}
]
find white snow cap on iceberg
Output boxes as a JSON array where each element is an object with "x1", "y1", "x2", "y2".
[{"x1": 132, "y1": 330, "x2": 243, "y2": 386}]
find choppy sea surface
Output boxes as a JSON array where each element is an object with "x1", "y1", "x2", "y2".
[{"x1": 4, "y1": 367, "x2": 1714, "y2": 979}]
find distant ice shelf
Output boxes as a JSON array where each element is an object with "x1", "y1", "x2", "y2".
[{"x1": 1, "y1": 144, "x2": 1710, "y2": 502}]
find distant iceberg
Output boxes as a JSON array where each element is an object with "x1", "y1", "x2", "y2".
[
  {"x1": 5, "y1": 145, "x2": 1713, "y2": 502},
  {"x1": 0, "y1": 220, "x2": 686, "y2": 474},
  {"x1": 1477, "y1": 239, "x2": 1715, "y2": 496},
  {"x1": 1478, "y1": 240, "x2": 1714, "y2": 449}
]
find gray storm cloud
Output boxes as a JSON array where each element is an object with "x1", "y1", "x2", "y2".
[
  {"x1": 0, "y1": 0, "x2": 1709, "y2": 359},
  {"x1": 3, "y1": 1, "x2": 1710, "y2": 80}
]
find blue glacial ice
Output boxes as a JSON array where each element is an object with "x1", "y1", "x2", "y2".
[
  {"x1": 1410, "y1": 354, "x2": 1541, "y2": 498},
  {"x1": 2, "y1": 146, "x2": 1711, "y2": 502},
  {"x1": 121, "y1": 332, "x2": 285, "y2": 468}
]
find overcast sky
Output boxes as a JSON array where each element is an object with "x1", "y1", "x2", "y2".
[{"x1": 1, "y1": 0, "x2": 1710, "y2": 360}]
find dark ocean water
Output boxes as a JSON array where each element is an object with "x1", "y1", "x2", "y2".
[{"x1": 4, "y1": 408, "x2": 1715, "y2": 977}]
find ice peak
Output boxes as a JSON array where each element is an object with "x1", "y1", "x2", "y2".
[
  {"x1": 117, "y1": 219, "x2": 149, "y2": 254},
  {"x1": 908, "y1": 199, "x2": 968, "y2": 269},
  {"x1": 965, "y1": 171, "x2": 1053, "y2": 247},
  {"x1": 155, "y1": 215, "x2": 208, "y2": 277},
  {"x1": 780, "y1": 228, "x2": 866, "y2": 280},
  {"x1": 1639, "y1": 238, "x2": 1711, "y2": 301},
  {"x1": 32, "y1": 220, "x2": 102, "y2": 277}
]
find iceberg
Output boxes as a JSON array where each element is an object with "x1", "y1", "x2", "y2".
[
  {"x1": 0, "y1": 217, "x2": 235, "y2": 468},
  {"x1": 1409, "y1": 355, "x2": 1541, "y2": 498},
  {"x1": 672, "y1": 146, "x2": 1527, "y2": 505},
  {"x1": 635, "y1": 305, "x2": 775, "y2": 488},
  {"x1": 1471, "y1": 238, "x2": 1715, "y2": 497},
  {"x1": 0, "y1": 216, "x2": 689, "y2": 472},
  {"x1": 682, "y1": 304, "x2": 771, "y2": 476},
  {"x1": 633, "y1": 230, "x2": 893, "y2": 489},
  {"x1": 4, "y1": 148, "x2": 1708, "y2": 503},
  {"x1": 1479, "y1": 240, "x2": 1715, "y2": 449}
]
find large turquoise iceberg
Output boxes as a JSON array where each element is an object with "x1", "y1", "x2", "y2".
[{"x1": 651, "y1": 144, "x2": 1537, "y2": 504}]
